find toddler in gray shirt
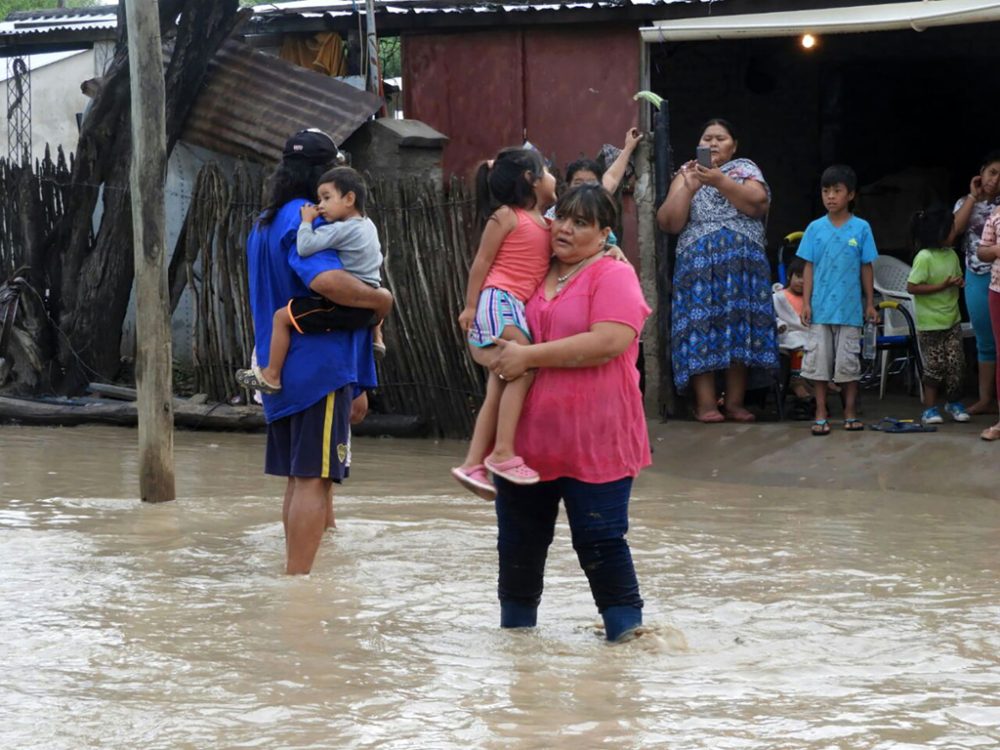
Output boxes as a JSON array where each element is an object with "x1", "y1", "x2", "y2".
[{"x1": 236, "y1": 167, "x2": 386, "y2": 394}]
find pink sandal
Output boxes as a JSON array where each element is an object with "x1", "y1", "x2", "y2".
[
  {"x1": 450, "y1": 465, "x2": 497, "y2": 500},
  {"x1": 484, "y1": 456, "x2": 540, "y2": 485}
]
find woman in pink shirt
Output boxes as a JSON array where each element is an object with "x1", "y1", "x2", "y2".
[{"x1": 490, "y1": 184, "x2": 652, "y2": 641}]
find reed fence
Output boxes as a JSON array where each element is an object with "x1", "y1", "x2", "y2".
[
  {"x1": 181, "y1": 161, "x2": 262, "y2": 404},
  {"x1": 1, "y1": 154, "x2": 485, "y2": 438},
  {"x1": 0, "y1": 150, "x2": 72, "y2": 279},
  {"x1": 367, "y1": 176, "x2": 482, "y2": 438}
]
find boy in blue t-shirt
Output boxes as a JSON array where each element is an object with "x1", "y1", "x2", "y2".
[{"x1": 797, "y1": 164, "x2": 878, "y2": 435}]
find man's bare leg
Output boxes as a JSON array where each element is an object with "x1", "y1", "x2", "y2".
[
  {"x1": 325, "y1": 485, "x2": 336, "y2": 531},
  {"x1": 282, "y1": 478, "x2": 294, "y2": 553},
  {"x1": 286, "y1": 476, "x2": 330, "y2": 574}
]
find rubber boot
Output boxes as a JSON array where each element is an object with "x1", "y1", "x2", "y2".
[
  {"x1": 602, "y1": 605, "x2": 642, "y2": 642},
  {"x1": 500, "y1": 600, "x2": 537, "y2": 629}
]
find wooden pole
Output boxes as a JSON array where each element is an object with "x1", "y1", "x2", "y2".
[
  {"x1": 634, "y1": 136, "x2": 661, "y2": 420},
  {"x1": 365, "y1": 0, "x2": 379, "y2": 95},
  {"x1": 125, "y1": 0, "x2": 175, "y2": 502}
]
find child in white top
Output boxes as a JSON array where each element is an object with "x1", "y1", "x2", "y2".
[{"x1": 773, "y1": 256, "x2": 813, "y2": 404}]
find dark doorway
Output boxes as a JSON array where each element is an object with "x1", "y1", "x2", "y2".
[{"x1": 650, "y1": 22, "x2": 1000, "y2": 257}]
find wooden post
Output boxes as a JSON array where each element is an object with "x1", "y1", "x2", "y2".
[
  {"x1": 635, "y1": 136, "x2": 661, "y2": 420},
  {"x1": 125, "y1": 0, "x2": 175, "y2": 502},
  {"x1": 365, "y1": 0, "x2": 379, "y2": 95}
]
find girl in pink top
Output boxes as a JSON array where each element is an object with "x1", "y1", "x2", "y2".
[
  {"x1": 490, "y1": 184, "x2": 651, "y2": 641},
  {"x1": 452, "y1": 148, "x2": 557, "y2": 498}
]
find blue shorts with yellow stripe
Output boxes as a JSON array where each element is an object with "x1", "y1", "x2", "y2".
[{"x1": 265, "y1": 385, "x2": 352, "y2": 481}]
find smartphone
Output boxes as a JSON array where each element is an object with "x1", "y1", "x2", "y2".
[{"x1": 696, "y1": 146, "x2": 713, "y2": 168}]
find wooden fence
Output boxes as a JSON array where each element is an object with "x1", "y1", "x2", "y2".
[
  {"x1": 186, "y1": 171, "x2": 483, "y2": 438},
  {"x1": 367, "y1": 177, "x2": 482, "y2": 438},
  {"x1": 180, "y1": 162, "x2": 262, "y2": 404},
  {"x1": 0, "y1": 150, "x2": 72, "y2": 280},
  {"x1": 1, "y1": 155, "x2": 485, "y2": 438}
]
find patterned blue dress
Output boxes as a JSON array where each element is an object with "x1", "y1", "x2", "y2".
[{"x1": 671, "y1": 158, "x2": 779, "y2": 390}]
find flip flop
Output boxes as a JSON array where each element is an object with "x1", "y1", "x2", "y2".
[
  {"x1": 484, "y1": 456, "x2": 540, "y2": 485},
  {"x1": 869, "y1": 417, "x2": 936, "y2": 433},
  {"x1": 723, "y1": 409, "x2": 756, "y2": 423},
  {"x1": 235, "y1": 364, "x2": 281, "y2": 394},
  {"x1": 450, "y1": 465, "x2": 497, "y2": 500},
  {"x1": 693, "y1": 410, "x2": 725, "y2": 423},
  {"x1": 980, "y1": 426, "x2": 1000, "y2": 442},
  {"x1": 811, "y1": 419, "x2": 830, "y2": 436},
  {"x1": 843, "y1": 418, "x2": 864, "y2": 431}
]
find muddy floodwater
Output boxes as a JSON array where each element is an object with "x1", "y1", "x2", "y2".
[{"x1": 1, "y1": 424, "x2": 998, "y2": 749}]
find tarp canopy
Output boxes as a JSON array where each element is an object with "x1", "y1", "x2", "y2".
[{"x1": 641, "y1": 0, "x2": 1000, "y2": 42}]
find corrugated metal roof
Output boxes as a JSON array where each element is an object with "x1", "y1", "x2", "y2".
[
  {"x1": 1, "y1": 6, "x2": 117, "y2": 34},
  {"x1": 182, "y1": 40, "x2": 383, "y2": 164},
  {"x1": 253, "y1": 0, "x2": 698, "y2": 19},
  {"x1": 4, "y1": 5, "x2": 118, "y2": 22}
]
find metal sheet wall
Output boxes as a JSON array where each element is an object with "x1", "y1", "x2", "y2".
[
  {"x1": 404, "y1": 26, "x2": 640, "y2": 181},
  {"x1": 403, "y1": 25, "x2": 640, "y2": 250}
]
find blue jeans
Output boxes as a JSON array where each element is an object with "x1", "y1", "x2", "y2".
[{"x1": 495, "y1": 476, "x2": 643, "y2": 639}]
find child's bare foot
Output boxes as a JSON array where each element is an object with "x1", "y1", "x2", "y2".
[
  {"x1": 235, "y1": 364, "x2": 281, "y2": 394},
  {"x1": 966, "y1": 399, "x2": 996, "y2": 416}
]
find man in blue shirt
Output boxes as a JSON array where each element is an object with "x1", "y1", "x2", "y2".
[{"x1": 247, "y1": 129, "x2": 392, "y2": 574}]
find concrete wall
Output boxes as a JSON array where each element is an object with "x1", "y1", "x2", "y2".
[
  {"x1": 0, "y1": 50, "x2": 92, "y2": 162},
  {"x1": 342, "y1": 118, "x2": 447, "y2": 184}
]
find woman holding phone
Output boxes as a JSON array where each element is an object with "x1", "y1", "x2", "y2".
[{"x1": 656, "y1": 117, "x2": 776, "y2": 422}]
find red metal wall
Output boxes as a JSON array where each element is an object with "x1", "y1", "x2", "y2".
[{"x1": 403, "y1": 25, "x2": 640, "y2": 255}]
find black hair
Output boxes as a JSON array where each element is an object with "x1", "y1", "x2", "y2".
[
  {"x1": 982, "y1": 150, "x2": 1000, "y2": 169},
  {"x1": 474, "y1": 147, "x2": 546, "y2": 226},
  {"x1": 910, "y1": 204, "x2": 954, "y2": 254},
  {"x1": 701, "y1": 117, "x2": 738, "y2": 142},
  {"x1": 259, "y1": 157, "x2": 338, "y2": 226},
  {"x1": 318, "y1": 166, "x2": 368, "y2": 214},
  {"x1": 821, "y1": 164, "x2": 857, "y2": 193},
  {"x1": 566, "y1": 158, "x2": 604, "y2": 185},
  {"x1": 786, "y1": 255, "x2": 806, "y2": 280},
  {"x1": 553, "y1": 183, "x2": 618, "y2": 231}
]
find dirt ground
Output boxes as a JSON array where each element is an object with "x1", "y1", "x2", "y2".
[{"x1": 648, "y1": 391, "x2": 998, "y2": 501}]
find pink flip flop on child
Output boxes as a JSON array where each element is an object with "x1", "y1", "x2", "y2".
[
  {"x1": 451, "y1": 465, "x2": 497, "y2": 501},
  {"x1": 484, "y1": 456, "x2": 540, "y2": 485}
]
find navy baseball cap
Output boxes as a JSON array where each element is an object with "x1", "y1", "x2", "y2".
[{"x1": 282, "y1": 128, "x2": 341, "y2": 164}]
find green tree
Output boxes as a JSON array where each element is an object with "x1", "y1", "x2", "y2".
[{"x1": 0, "y1": 1, "x2": 99, "y2": 20}]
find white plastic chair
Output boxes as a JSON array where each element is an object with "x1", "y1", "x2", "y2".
[{"x1": 872, "y1": 255, "x2": 922, "y2": 398}]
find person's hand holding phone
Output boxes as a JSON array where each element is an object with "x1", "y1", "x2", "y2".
[{"x1": 693, "y1": 163, "x2": 724, "y2": 188}]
